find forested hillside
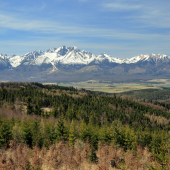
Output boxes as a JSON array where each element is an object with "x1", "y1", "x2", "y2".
[
  {"x1": 0, "y1": 82, "x2": 170, "y2": 170},
  {"x1": 121, "y1": 87, "x2": 170, "y2": 109}
]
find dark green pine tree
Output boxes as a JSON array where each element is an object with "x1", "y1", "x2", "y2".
[
  {"x1": 31, "y1": 119, "x2": 42, "y2": 147},
  {"x1": 0, "y1": 120, "x2": 12, "y2": 147},
  {"x1": 56, "y1": 119, "x2": 67, "y2": 141},
  {"x1": 26, "y1": 97, "x2": 34, "y2": 115},
  {"x1": 153, "y1": 132, "x2": 169, "y2": 170},
  {"x1": 22, "y1": 119, "x2": 33, "y2": 147},
  {"x1": 34, "y1": 103, "x2": 42, "y2": 115}
]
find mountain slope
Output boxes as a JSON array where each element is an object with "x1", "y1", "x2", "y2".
[
  {"x1": 1, "y1": 46, "x2": 170, "y2": 67},
  {"x1": 0, "y1": 46, "x2": 170, "y2": 82},
  {"x1": 0, "y1": 53, "x2": 12, "y2": 70}
]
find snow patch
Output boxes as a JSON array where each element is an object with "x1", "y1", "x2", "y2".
[{"x1": 1, "y1": 46, "x2": 170, "y2": 68}]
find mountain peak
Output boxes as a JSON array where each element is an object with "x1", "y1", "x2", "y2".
[
  {"x1": 73, "y1": 46, "x2": 78, "y2": 50},
  {"x1": 0, "y1": 46, "x2": 169, "y2": 68}
]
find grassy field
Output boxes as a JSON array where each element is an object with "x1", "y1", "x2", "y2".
[
  {"x1": 57, "y1": 80, "x2": 164, "y2": 93},
  {"x1": 143, "y1": 79, "x2": 170, "y2": 88}
]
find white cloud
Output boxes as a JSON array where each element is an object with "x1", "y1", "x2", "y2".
[
  {"x1": 139, "y1": 8, "x2": 170, "y2": 28},
  {"x1": 0, "y1": 6, "x2": 170, "y2": 59},
  {"x1": 102, "y1": 2, "x2": 142, "y2": 10},
  {"x1": 101, "y1": 1, "x2": 170, "y2": 28},
  {"x1": 0, "y1": 13, "x2": 82, "y2": 33},
  {"x1": 1, "y1": 12, "x2": 169, "y2": 42}
]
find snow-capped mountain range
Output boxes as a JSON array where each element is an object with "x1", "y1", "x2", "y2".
[
  {"x1": 0, "y1": 46, "x2": 170, "y2": 82},
  {"x1": 0, "y1": 46, "x2": 169, "y2": 69}
]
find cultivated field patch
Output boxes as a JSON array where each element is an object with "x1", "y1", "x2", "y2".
[{"x1": 57, "y1": 81, "x2": 160, "y2": 93}]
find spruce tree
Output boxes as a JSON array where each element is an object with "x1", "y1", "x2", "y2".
[
  {"x1": 69, "y1": 120, "x2": 78, "y2": 146},
  {"x1": 0, "y1": 120, "x2": 12, "y2": 147},
  {"x1": 57, "y1": 118, "x2": 67, "y2": 141},
  {"x1": 153, "y1": 131, "x2": 169, "y2": 170},
  {"x1": 26, "y1": 97, "x2": 33, "y2": 115}
]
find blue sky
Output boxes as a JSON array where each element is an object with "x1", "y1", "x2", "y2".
[{"x1": 0, "y1": 0, "x2": 170, "y2": 58}]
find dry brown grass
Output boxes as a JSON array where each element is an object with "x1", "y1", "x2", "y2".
[
  {"x1": 0, "y1": 104, "x2": 25, "y2": 120},
  {"x1": 145, "y1": 113, "x2": 170, "y2": 126},
  {"x1": 0, "y1": 142, "x2": 161, "y2": 170},
  {"x1": 139, "y1": 102, "x2": 167, "y2": 111}
]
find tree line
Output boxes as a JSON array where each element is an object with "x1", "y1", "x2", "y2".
[{"x1": 0, "y1": 82, "x2": 170, "y2": 169}]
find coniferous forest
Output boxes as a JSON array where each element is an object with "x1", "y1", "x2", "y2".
[{"x1": 0, "y1": 82, "x2": 170, "y2": 170}]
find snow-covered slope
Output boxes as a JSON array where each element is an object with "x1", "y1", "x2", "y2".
[
  {"x1": 96, "y1": 53, "x2": 123, "y2": 64},
  {"x1": 7, "y1": 54, "x2": 25, "y2": 67},
  {"x1": 1, "y1": 46, "x2": 170, "y2": 68},
  {"x1": 0, "y1": 53, "x2": 11, "y2": 69},
  {"x1": 124, "y1": 54, "x2": 170, "y2": 64}
]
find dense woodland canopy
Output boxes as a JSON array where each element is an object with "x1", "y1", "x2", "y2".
[
  {"x1": 0, "y1": 82, "x2": 170, "y2": 169},
  {"x1": 121, "y1": 87, "x2": 170, "y2": 104}
]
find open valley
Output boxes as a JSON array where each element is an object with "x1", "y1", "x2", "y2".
[{"x1": 57, "y1": 79, "x2": 170, "y2": 94}]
